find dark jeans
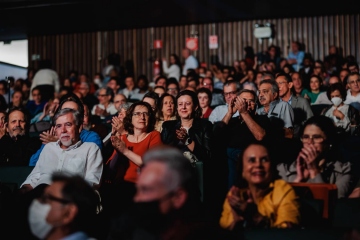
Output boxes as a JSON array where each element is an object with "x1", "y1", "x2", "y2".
[{"x1": 227, "y1": 147, "x2": 243, "y2": 190}]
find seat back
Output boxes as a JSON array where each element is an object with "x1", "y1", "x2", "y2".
[
  {"x1": 290, "y1": 182, "x2": 337, "y2": 219},
  {"x1": 0, "y1": 166, "x2": 34, "y2": 191}
]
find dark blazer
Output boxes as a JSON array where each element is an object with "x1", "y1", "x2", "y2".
[
  {"x1": 161, "y1": 118, "x2": 213, "y2": 162},
  {"x1": 290, "y1": 95, "x2": 314, "y2": 138}
]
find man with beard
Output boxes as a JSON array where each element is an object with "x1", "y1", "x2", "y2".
[
  {"x1": 21, "y1": 108, "x2": 103, "y2": 192},
  {"x1": 107, "y1": 146, "x2": 229, "y2": 240},
  {"x1": 0, "y1": 107, "x2": 42, "y2": 166}
]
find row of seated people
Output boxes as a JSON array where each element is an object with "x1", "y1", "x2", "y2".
[{"x1": 1, "y1": 77, "x2": 360, "y2": 239}]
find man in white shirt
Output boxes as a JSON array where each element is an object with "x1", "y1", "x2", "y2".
[
  {"x1": 21, "y1": 108, "x2": 103, "y2": 192},
  {"x1": 182, "y1": 48, "x2": 198, "y2": 75},
  {"x1": 344, "y1": 72, "x2": 360, "y2": 111},
  {"x1": 208, "y1": 80, "x2": 240, "y2": 123}
]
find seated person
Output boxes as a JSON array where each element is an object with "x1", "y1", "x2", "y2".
[
  {"x1": 28, "y1": 173, "x2": 100, "y2": 239},
  {"x1": 21, "y1": 108, "x2": 103, "y2": 192},
  {"x1": 277, "y1": 115, "x2": 352, "y2": 198},
  {"x1": 0, "y1": 107, "x2": 42, "y2": 166},
  {"x1": 29, "y1": 94, "x2": 102, "y2": 166},
  {"x1": 220, "y1": 143, "x2": 300, "y2": 230}
]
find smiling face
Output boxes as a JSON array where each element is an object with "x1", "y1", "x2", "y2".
[
  {"x1": 55, "y1": 113, "x2": 80, "y2": 149},
  {"x1": 177, "y1": 95, "x2": 194, "y2": 120},
  {"x1": 242, "y1": 144, "x2": 271, "y2": 187}
]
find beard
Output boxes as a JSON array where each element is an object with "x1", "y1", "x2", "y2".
[
  {"x1": 10, "y1": 126, "x2": 25, "y2": 139},
  {"x1": 60, "y1": 134, "x2": 74, "y2": 147}
]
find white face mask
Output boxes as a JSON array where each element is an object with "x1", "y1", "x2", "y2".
[
  {"x1": 28, "y1": 199, "x2": 53, "y2": 239},
  {"x1": 331, "y1": 97, "x2": 342, "y2": 107}
]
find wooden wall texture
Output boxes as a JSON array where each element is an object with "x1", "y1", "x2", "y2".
[{"x1": 28, "y1": 14, "x2": 360, "y2": 80}]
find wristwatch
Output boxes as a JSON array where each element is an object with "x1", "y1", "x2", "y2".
[{"x1": 185, "y1": 137, "x2": 193, "y2": 145}]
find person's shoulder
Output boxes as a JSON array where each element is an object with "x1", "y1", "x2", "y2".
[
  {"x1": 149, "y1": 130, "x2": 161, "y2": 138},
  {"x1": 81, "y1": 141, "x2": 100, "y2": 150},
  {"x1": 162, "y1": 119, "x2": 177, "y2": 128},
  {"x1": 272, "y1": 179, "x2": 295, "y2": 193},
  {"x1": 330, "y1": 160, "x2": 352, "y2": 174}
]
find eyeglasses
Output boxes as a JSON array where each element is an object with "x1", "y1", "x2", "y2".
[
  {"x1": 167, "y1": 88, "x2": 177, "y2": 92},
  {"x1": 223, "y1": 91, "x2": 237, "y2": 97},
  {"x1": 257, "y1": 89, "x2": 271, "y2": 95},
  {"x1": 242, "y1": 98, "x2": 256, "y2": 103},
  {"x1": 348, "y1": 79, "x2": 360, "y2": 85},
  {"x1": 276, "y1": 81, "x2": 288, "y2": 86},
  {"x1": 133, "y1": 112, "x2": 149, "y2": 117},
  {"x1": 39, "y1": 194, "x2": 71, "y2": 205},
  {"x1": 300, "y1": 134, "x2": 325, "y2": 143}
]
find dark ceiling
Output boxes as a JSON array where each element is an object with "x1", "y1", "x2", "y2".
[{"x1": 0, "y1": 0, "x2": 359, "y2": 41}]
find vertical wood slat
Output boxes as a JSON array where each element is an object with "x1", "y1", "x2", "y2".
[{"x1": 28, "y1": 14, "x2": 360, "y2": 82}]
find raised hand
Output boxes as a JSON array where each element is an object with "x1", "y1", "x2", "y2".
[
  {"x1": 176, "y1": 127, "x2": 188, "y2": 143},
  {"x1": 111, "y1": 116, "x2": 124, "y2": 136},
  {"x1": 39, "y1": 126, "x2": 58, "y2": 144}
]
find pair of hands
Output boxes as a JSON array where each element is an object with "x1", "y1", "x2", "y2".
[
  {"x1": 111, "y1": 115, "x2": 124, "y2": 136},
  {"x1": 228, "y1": 96, "x2": 250, "y2": 116},
  {"x1": 294, "y1": 144, "x2": 321, "y2": 182},
  {"x1": 176, "y1": 127, "x2": 189, "y2": 144}
]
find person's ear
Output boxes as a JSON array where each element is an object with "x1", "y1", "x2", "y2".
[
  {"x1": 78, "y1": 124, "x2": 83, "y2": 133},
  {"x1": 288, "y1": 82, "x2": 294, "y2": 89},
  {"x1": 61, "y1": 204, "x2": 78, "y2": 225},
  {"x1": 171, "y1": 188, "x2": 188, "y2": 209}
]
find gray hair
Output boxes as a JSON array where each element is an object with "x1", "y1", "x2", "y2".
[
  {"x1": 259, "y1": 79, "x2": 279, "y2": 95},
  {"x1": 53, "y1": 108, "x2": 82, "y2": 127},
  {"x1": 142, "y1": 146, "x2": 196, "y2": 192},
  {"x1": 118, "y1": 102, "x2": 132, "y2": 112},
  {"x1": 261, "y1": 73, "x2": 275, "y2": 81},
  {"x1": 224, "y1": 80, "x2": 241, "y2": 92}
]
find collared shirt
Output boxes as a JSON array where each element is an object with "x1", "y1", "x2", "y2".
[
  {"x1": 22, "y1": 141, "x2": 103, "y2": 188},
  {"x1": 280, "y1": 94, "x2": 293, "y2": 105},
  {"x1": 256, "y1": 99, "x2": 294, "y2": 128},
  {"x1": 344, "y1": 89, "x2": 360, "y2": 105},
  {"x1": 208, "y1": 104, "x2": 239, "y2": 123}
]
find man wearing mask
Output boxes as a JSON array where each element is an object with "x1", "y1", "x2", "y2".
[
  {"x1": 27, "y1": 173, "x2": 100, "y2": 240},
  {"x1": 0, "y1": 107, "x2": 42, "y2": 166},
  {"x1": 107, "y1": 146, "x2": 227, "y2": 239}
]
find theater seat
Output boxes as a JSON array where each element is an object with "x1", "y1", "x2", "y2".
[
  {"x1": 0, "y1": 166, "x2": 34, "y2": 192},
  {"x1": 290, "y1": 182, "x2": 337, "y2": 220}
]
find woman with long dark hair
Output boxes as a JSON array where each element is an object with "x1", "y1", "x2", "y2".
[{"x1": 162, "y1": 53, "x2": 182, "y2": 81}]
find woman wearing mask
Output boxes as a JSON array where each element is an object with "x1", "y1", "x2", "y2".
[{"x1": 321, "y1": 83, "x2": 360, "y2": 134}]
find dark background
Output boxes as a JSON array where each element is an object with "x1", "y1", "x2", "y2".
[{"x1": 0, "y1": 0, "x2": 358, "y2": 41}]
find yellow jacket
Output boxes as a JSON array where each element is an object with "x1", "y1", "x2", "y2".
[{"x1": 220, "y1": 179, "x2": 300, "y2": 229}]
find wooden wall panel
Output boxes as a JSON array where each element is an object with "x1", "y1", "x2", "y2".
[{"x1": 28, "y1": 14, "x2": 360, "y2": 82}]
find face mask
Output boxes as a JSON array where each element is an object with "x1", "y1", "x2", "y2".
[
  {"x1": 28, "y1": 199, "x2": 53, "y2": 239},
  {"x1": 331, "y1": 97, "x2": 342, "y2": 107}
]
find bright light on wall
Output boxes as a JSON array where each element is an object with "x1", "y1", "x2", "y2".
[{"x1": 0, "y1": 40, "x2": 28, "y2": 67}]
